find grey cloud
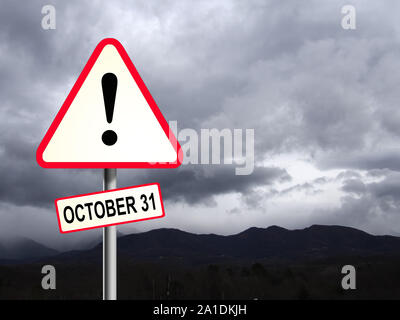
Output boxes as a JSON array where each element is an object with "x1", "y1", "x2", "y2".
[
  {"x1": 280, "y1": 183, "x2": 315, "y2": 196},
  {"x1": 313, "y1": 177, "x2": 329, "y2": 184},
  {"x1": 336, "y1": 170, "x2": 362, "y2": 180},
  {"x1": 312, "y1": 170, "x2": 400, "y2": 234},
  {"x1": 368, "y1": 173, "x2": 400, "y2": 201},
  {"x1": 319, "y1": 149, "x2": 400, "y2": 171},
  {"x1": 341, "y1": 178, "x2": 366, "y2": 195},
  {"x1": 277, "y1": 176, "x2": 330, "y2": 197}
]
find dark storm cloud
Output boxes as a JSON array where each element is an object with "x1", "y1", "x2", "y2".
[
  {"x1": 368, "y1": 173, "x2": 400, "y2": 201},
  {"x1": 0, "y1": 138, "x2": 289, "y2": 206},
  {"x1": 121, "y1": 165, "x2": 290, "y2": 205},
  {"x1": 0, "y1": 109, "x2": 288, "y2": 208},
  {"x1": 0, "y1": 0, "x2": 297, "y2": 209},
  {"x1": 341, "y1": 178, "x2": 366, "y2": 196},
  {"x1": 2, "y1": 0, "x2": 400, "y2": 239}
]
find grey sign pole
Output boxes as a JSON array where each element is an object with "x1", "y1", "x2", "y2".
[{"x1": 103, "y1": 168, "x2": 117, "y2": 300}]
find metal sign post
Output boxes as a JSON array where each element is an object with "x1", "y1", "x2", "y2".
[
  {"x1": 103, "y1": 168, "x2": 117, "y2": 300},
  {"x1": 36, "y1": 39, "x2": 183, "y2": 301}
]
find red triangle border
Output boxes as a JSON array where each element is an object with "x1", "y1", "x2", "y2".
[{"x1": 36, "y1": 38, "x2": 182, "y2": 169}]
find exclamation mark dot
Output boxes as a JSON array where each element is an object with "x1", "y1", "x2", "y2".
[{"x1": 101, "y1": 73, "x2": 118, "y2": 146}]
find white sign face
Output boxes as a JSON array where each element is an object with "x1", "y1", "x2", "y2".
[
  {"x1": 55, "y1": 183, "x2": 164, "y2": 233},
  {"x1": 36, "y1": 38, "x2": 182, "y2": 169}
]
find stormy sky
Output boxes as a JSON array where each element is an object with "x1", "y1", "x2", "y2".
[{"x1": 1, "y1": 0, "x2": 400, "y2": 250}]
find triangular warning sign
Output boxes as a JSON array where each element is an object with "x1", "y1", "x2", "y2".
[{"x1": 37, "y1": 38, "x2": 182, "y2": 169}]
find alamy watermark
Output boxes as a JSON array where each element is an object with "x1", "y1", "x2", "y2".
[
  {"x1": 167, "y1": 121, "x2": 255, "y2": 176},
  {"x1": 341, "y1": 5, "x2": 356, "y2": 30},
  {"x1": 41, "y1": 265, "x2": 56, "y2": 290},
  {"x1": 41, "y1": 5, "x2": 56, "y2": 30},
  {"x1": 341, "y1": 265, "x2": 356, "y2": 290}
]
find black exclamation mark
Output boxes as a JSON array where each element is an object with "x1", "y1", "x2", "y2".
[{"x1": 101, "y1": 73, "x2": 118, "y2": 146}]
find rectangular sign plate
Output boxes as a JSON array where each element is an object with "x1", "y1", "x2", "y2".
[{"x1": 55, "y1": 183, "x2": 165, "y2": 233}]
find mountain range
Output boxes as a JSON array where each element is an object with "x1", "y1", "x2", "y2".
[
  {"x1": 2, "y1": 224, "x2": 400, "y2": 264},
  {"x1": 2, "y1": 225, "x2": 400, "y2": 299}
]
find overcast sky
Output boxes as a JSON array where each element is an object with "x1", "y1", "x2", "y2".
[{"x1": 1, "y1": 0, "x2": 400, "y2": 250}]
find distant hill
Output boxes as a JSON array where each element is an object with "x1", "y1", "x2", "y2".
[
  {"x1": 48, "y1": 224, "x2": 400, "y2": 265},
  {"x1": 0, "y1": 236, "x2": 58, "y2": 261},
  {"x1": 72, "y1": 230, "x2": 126, "y2": 251}
]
